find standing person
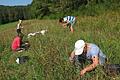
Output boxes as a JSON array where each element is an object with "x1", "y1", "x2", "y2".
[
  {"x1": 69, "y1": 40, "x2": 107, "y2": 76},
  {"x1": 16, "y1": 19, "x2": 23, "y2": 35},
  {"x1": 59, "y1": 16, "x2": 76, "y2": 33},
  {"x1": 11, "y1": 34, "x2": 30, "y2": 52}
]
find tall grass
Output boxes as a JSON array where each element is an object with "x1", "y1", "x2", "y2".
[{"x1": 0, "y1": 11, "x2": 120, "y2": 80}]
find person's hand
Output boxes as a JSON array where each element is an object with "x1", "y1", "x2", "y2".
[
  {"x1": 21, "y1": 26, "x2": 24, "y2": 28},
  {"x1": 80, "y1": 69, "x2": 86, "y2": 76},
  {"x1": 69, "y1": 57, "x2": 74, "y2": 63},
  {"x1": 63, "y1": 24, "x2": 66, "y2": 28}
]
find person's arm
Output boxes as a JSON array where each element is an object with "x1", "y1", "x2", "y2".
[
  {"x1": 20, "y1": 24, "x2": 23, "y2": 29},
  {"x1": 62, "y1": 20, "x2": 69, "y2": 28},
  {"x1": 80, "y1": 56, "x2": 99, "y2": 76},
  {"x1": 69, "y1": 51, "x2": 75, "y2": 62},
  {"x1": 62, "y1": 22, "x2": 68, "y2": 28},
  {"x1": 70, "y1": 26, "x2": 74, "y2": 33}
]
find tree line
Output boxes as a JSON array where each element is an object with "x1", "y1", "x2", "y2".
[
  {"x1": 0, "y1": 5, "x2": 31, "y2": 24},
  {"x1": 0, "y1": 0, "x2": 120, "y2": 24}
]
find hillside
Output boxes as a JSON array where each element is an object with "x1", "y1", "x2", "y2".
[{"x1": 0, "y1": 11, "x2": 120, "y2": 80}]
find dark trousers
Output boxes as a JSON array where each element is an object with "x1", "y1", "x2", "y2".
[
  {"x1": 16, "y1": 43, "x2": 29, "y2": 51},
  {"x1": 17, "y1": 29, "x2": 21, "y2": 34},
  {"x1": 104, "y1": 64, "x2": 120, "y2": 76}
]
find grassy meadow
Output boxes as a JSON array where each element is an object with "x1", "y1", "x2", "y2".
[{"x1": 0, "y1": 11, "x2": 120, "y2": 80}]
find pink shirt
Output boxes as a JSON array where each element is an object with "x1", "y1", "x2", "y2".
[{"x1": 11, "y1": 36, "x2": 21, "y2": 51}]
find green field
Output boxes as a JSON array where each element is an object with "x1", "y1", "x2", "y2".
[{"x1": 0, "y1": 11, "x2": 120, "y2": 80}]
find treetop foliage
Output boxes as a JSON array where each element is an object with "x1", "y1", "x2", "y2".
[{"x1": 0, "y1": 0, "x2": 120, "y2": 24}]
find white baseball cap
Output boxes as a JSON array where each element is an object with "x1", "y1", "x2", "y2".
[{"x1": 74, "y1": 40, "x2": 85, "y2": 55}]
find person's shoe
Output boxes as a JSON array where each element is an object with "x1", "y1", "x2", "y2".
[{"x1": 18, "y1": 50, "x2": 24, "y2": 52}]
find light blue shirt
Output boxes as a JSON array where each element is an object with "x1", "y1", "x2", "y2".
[{"x1": 86, "y1": 43, "x2": 106, "y2": 65}]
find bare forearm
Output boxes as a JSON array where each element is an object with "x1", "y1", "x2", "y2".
[
  {"x1": 70, "y1": 51, "x2": 75, "y2": 59},
  {"x1": 69, "y1": 51, "x2": 75, "y2": 62},
  {"x1": 80, "y1": 56, "x2": 99, "y2": 76},
  {"x1": 63, "y1": 23, "x2": 68, "y2": 26},
  {"x1": 83, "y1": 64, "x2": 97, "y2": 72}
]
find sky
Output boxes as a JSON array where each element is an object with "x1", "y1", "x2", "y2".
[{"x1": 0, "y1": 0, "x2": 33, "y2": 6}]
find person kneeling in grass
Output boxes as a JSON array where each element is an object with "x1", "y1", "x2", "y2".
[
  {"x1": 11, "y1": 34, "x2": 30, "y2": 52},
  {"x1": 69, "y1": 39, "x2": 107, "y2": 76},
  {"x1": 59, "y1": 16, "x2": 76, "y2": 33}
]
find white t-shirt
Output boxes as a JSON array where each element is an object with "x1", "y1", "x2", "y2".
[{"x1": 17, "y1": 23, "x2": 22, "y2": 29}]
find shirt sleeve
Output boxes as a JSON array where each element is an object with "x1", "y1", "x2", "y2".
[
  {"x1": 90, "y1": 46, "x2": 99, "y2": 58},
  {"x1": 63, "y1": 17, "x2": 68, "y2": 22}
]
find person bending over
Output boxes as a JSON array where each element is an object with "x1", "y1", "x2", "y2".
[
  {"x1": 59, "y1": 16, "x2": 76, "y2": 33},
  {"x1": 69, "y1": 40, "x2": 107, "y2": 76}
]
